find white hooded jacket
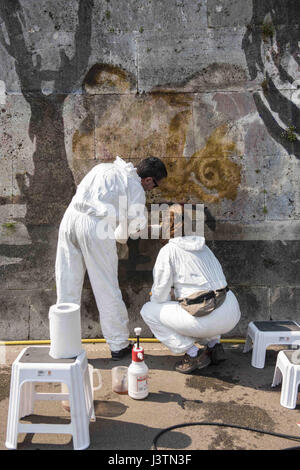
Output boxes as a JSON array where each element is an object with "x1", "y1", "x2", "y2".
[
  {"x1": 70, "y1": 156, "x2": 146, "y2": 242},
  {"x1": 56, "y1": 157, "x2": 147, "y2": 351},
  {"x1": 150, "y1": 236, "x2": 227, "y2": 303}
]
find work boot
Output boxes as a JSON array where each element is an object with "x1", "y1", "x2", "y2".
[
  {"x1": 111, "y1": 343, "x2": 132, "y2": 361},
  {"x1": 207, "y1": 343, "x2": 226, "y2": 365},
  {"x1": 175, "y1": 349, "x2": 211, "y2": 374}
]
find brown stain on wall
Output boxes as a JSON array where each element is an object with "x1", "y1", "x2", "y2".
[
  {"x1": 72, "y1": 65, "x2": 241, "y2": 202},
  {"x1": 72, "y1": 129, "x2": 94, "y2": 158},
  {"x1": 160, "y1": 124, "x2": 241, "y2": 203},
  {"x1": 194, "y1": 126, "x2": 241, "y2": 201},
  {"x1": 83, "y1": 63, "x2": 134, "y2": 94}
]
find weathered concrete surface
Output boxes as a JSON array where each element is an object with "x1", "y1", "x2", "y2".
[
  {"x1": 0, "y1": 0, "x2": 299, "y2": 340},
  {"x1": 0, "y1": 343, "x2": 299, "y2": 450}
]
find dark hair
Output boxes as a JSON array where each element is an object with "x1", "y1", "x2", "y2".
[{"x1": 136, "y1": 157, "x2": 168, "y2": 181}]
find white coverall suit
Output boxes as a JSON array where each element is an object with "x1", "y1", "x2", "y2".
[
  {"x1": 55, "y1": 157, "x2": 146, "y2": 352},
  {"x1": 141, "y1": 236, "x2": 241, "y2": 354}
]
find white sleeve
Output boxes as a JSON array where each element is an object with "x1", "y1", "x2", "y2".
[
  {"x1": 114, "y1": 219, "x2": 129, "y2": 244},
  {"x1": 115, "y1": 177, "x2": 146, "y2": 242},
  {"x1": 150, "y1": 246, "x2": 173, "y2": 303},
  {"x1": 127, "y1": 178, "x2": 147, "y2": 232}
]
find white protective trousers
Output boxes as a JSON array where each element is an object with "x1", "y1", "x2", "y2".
[
  {"x1": 55, "y1": 157, "x2": 146, "y2": 352},
  {"x1": 141, "y1": 291, "x2": 241, "y2": 354},
  {"x1": 55, "y1": 206, "x2": 129, "y2": 352},
  {"x1": 140, "y1": 236, "x2": 241, "y2": 354}
]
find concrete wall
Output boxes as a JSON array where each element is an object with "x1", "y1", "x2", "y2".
[{"x1": 0, "y1": 0, "x2": 299, "y2": 340}]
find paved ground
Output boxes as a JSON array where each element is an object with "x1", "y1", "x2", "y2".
[{"x1": 0, "y1": 342, "x2": 299, "y2": 452}]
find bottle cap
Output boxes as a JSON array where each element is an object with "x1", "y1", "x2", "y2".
[{"x1": 132, "y1": 346, "x2": 144, "y2": 362}]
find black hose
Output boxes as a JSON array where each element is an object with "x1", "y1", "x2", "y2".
[{"x1": 152, "y1": 421, "x2": 300, "y2": 450}]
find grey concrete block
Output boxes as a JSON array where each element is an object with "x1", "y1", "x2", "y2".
[
  {"x1": 227, "y1": 286, "x2": 270, "y2": 337},
  {"x1": 81, "y1": 288, "x2": 101, "y2": 339},
  {"x1": 247, "y1": 88, "x2": 300, "y2": 160},
  {"x1": 21, "y1": 0, "x2": 80, "y2": 33},
  {"x1": 211, "y1": 91, "x2": 257, "y2": 122},
  {"x1": 0, "y1": 155, "x2": 12, "y2": 200},
  {"x1": 0, "y1": 0, "x2": 94, "y2": 94},
  {"x1": 0, "y1": 47, "x2": 20, "y2": 95},
  {"x1": 28, "y1": 289, "x2": 56, "y2": 339},
  {"x1": 0, "y1": 95, "x2": 37, "y2": 210},
  {"x1": 205, "y1": 220, "x2": 300, "y2": 241},
  {"x1": 244, "y1": 120, "x2": 285, "y2": 158},
  {"x1": 245, "y1": 2, "x2": 300, "y2": 26},
  {"x1": 208, "y1": 240, "x2": 300, "y2": 287},
  {"x1": 270, "y1": 287, "x2": 300, "y2": 322},
  {"x1": 0, "y1": 225, "x2": 58, "y2": 291},
  {"x1": 207, "y1": 0, "x2": 253, "y2": 28},
  {"x1": 92, "y1": 0, "x2": 208, "y2": 34},
  {"x1": 295, "y1": 160, "x2": 300, "y2": 219},
  {"x1": 137, "y1": 29, "x2": 257, "y2": 93},
  {"x1": 0, "y1": 290, "x2": 30, "y2": 340},
  {"x1": 206, "y1": 187, "x2": 265, "y2": 223},
  {"x1": 90, "y1": 32, "x2": 137, "y2": 89},
  {"x1": 263, "y1": 154, "x2": 297, "y2": 221},
  {"x1": 0, "y1": 220, "x2": 32, "y2": 247},
  {"x1": 63, "y1": 94, "x2": 96, "y2": 183}
]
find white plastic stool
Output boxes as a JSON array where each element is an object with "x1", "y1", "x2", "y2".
[
  {"x1": 243, "y1": 320, "x2": 300, "y2": 368},
  {"x1": 271, "y1": 350, "x2": 300, "y2": 409},
  {"x1": 5, "y1": 346, "x2": 96, "y2": 450}
]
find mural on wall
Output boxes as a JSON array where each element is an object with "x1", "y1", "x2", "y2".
[
  {"x1": 72, "y1": 65, "x2": 242, "y2": 205},
  {"x1": 0, "y1": 0, "x2": 299, "y2": 337},
  {"x1": 68, "y1": 62, "x2": 244, "y2": 285},
  {"x1": 0, "y1": 0, "x2": 94, "y2": 275},
  {"x1": 242, "y1": 0, "x2": 300, "y2": 158},
  {"x1": 0, "y1": 0, "x2": 95, "y2": 224}
]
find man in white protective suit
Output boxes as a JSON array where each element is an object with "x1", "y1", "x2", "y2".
[
  {"x1": 141, "y1": 206, "x2": 241, "y2": 374},
  {"x1": 55, "y1": 156, "x2": 167, "y2": 360}
]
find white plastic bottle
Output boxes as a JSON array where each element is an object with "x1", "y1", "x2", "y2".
[{"x1": 128, "y1": 328, "x2": 149, "y2": 400}]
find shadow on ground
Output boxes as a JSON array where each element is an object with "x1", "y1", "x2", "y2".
[
  {"x1": 16, "y1": 415, "x2": 191, "y2": 450},
  {"x1": 89, "y1": 345, "x2": 289, "y2": 393}
]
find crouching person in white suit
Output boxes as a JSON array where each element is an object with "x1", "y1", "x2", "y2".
[{"x1": 141, "y1": 208, "x2": 241, "y2": 374}]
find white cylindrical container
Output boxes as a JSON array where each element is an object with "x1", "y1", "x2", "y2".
[
  {"x1": 62, "y1": 364, "x2": 102, "y2": 411},
  {"x1": 49, "y1": 303, "x2": 83, "y2": 359},
  {"x1": 128, "y1": 345, "x2": 149, "y2": 400},
  {"x1": 112, "y1": 366, "x2": 128, "y2": 394}
]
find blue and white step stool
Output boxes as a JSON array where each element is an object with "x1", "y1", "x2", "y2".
[
  {"x1": 271, "y1": 350, "x2": 300, "y2": 409},
  {"x1": 5, "y1": 346, "x2": 97, "y2": 450},
  {"x1": 243, "y1": 321, "x2": 300, "y2": 369}
]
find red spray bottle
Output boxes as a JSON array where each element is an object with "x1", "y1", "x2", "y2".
[{"x1": 128, "y1": 327, "x2": 149, "y2": 399}]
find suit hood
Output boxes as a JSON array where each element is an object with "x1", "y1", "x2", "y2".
[{"x1": 168, "y1": 236, "x2": 206, "y2": 251}]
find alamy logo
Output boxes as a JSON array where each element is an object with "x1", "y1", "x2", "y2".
[{"x1": 95, "y1": 201, "x2": 205, "y2": 241}]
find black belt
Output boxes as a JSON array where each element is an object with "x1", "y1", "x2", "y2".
[{"x1": 184, "y1": 286, "x2": 229, "y2": 306}]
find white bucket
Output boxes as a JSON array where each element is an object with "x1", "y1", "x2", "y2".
[{"x1": 49, "y1": 303, "x2": 83, "y2": 359}]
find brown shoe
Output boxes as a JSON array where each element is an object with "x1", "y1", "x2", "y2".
[
  {"x1": 197, "y1": 349, "x2": 212, "y2": 369},
  {"x1": 207, "y1": 343, "x2": 226, "y2": 365},
  {"x1": 175, "y1": 349, "x2": 211, "y2": 374}
]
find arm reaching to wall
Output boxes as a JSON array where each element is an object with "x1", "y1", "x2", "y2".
[{"x1": 150, "y1": 246, "x2": 173, "y2": 303}]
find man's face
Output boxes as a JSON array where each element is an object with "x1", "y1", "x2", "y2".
[{"x1": 141, "y1": 176, "x2": 165, "y2": 191}]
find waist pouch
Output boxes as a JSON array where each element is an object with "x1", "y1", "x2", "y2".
[{"x1": 178, "y1": 286, "x2": 229, "y2": 318}]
